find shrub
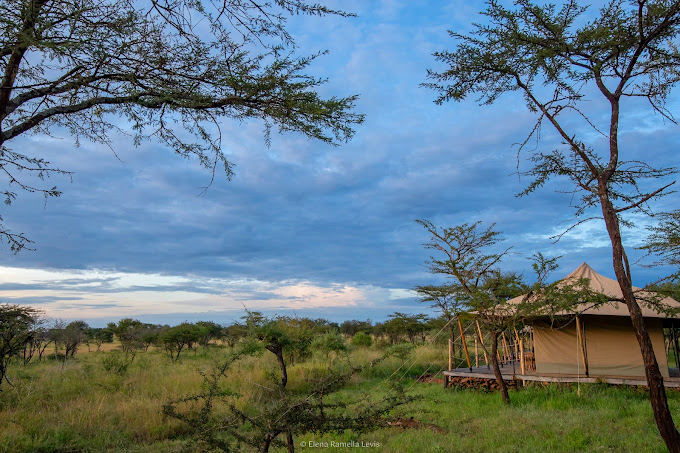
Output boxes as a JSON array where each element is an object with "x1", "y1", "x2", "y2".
[
  {"x1": 350, "y1": 331, "x2": 373, "y2": 348},
  {"x1": 312, "y1": 332, "x2": 348, "y2": 359},
  {"x1": 101, "y1": 352, "x2": 129, "y2": 375}
]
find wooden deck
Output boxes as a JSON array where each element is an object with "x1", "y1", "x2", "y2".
[{"x1": 443, "y1": 363, "x2": 680, "y2": 388}]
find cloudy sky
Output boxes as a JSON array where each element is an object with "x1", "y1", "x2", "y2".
[{"x1": 2, "y1": 0, "x2": 678, "y2": 326}]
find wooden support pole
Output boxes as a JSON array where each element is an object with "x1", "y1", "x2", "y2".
[
  {"x1": 672, "y1": 322, "x2": 680, "y2": 369},
  {"x1": 457, "y1": 316, "x2": 472, "y2": 370},
  {"x1": 514, "y1": 328, "x2": 525, "y2": 375},
  {"x1": 476, "y1": 321, "x2": 489, "y2": 367},
  {"x1": 576, "y1": 315, "x2": 589, "y2": 376},
  {"x1": 501, "y1": 332, "x2": 510, "y2": 364},
  {"x1": 475, "y1": 335, "x2": 479, "y2": 368},
  {"x1": 448, "y1": 338, "x2": 453, "y2": 371}
]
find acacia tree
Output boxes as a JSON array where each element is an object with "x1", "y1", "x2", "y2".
[
  {"x1": 426, "y1": 1, "x2": 680, "y2": 447},
  {"x1": 158, "y1": 323, "x2": 201, "y2": 361},
  {"x1": 163, "y1": 343, "x2": 413, "y2": 453},
  {"x1": 417, "y1": 220, "x2": 595, "y2": 403},
  {"x1": 62, "y1": 320, "x2": 88, "y2": 358},
  {"x1": 417, "y1": 219, "x2": 524, "y2": 403},
  {"x1": 0, "y1": 0, "x2": 363, "y2": 252},
  {"x1": 107, "y1": 318, "x2": 145, "y2": 360},
  {"x1": 0, "y1": 303, "x2": 42, "y2": 388}
]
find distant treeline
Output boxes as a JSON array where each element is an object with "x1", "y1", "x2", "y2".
[{"x1": 0, "y1": 303, "x2": 446, "y2": 383}]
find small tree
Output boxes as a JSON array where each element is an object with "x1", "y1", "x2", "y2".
[
  {"x1": 0, "y1": 304, "x2": 43, "y2": 388},
  {"x1": 223, "y1": 322, "x2": 248, "y2": 348},
  {"x1": 381, "y1": 313, "x2": 430, "y2": 345},
  {"x1": 163, "y1": 344, "x2": 414, "y2": 453},
  {"x1": 158, "y1": 323, "x2": 202, "y2": 362},
  {"x1": 350, "y1": 331, "x2": 373, "y2": 348},
  {"x1": 47, "y1": 319, "x2": 66, "y2": 359},
  {"x1": 91, "y1": 328, "x2": 114, "y2": 352},
  {"x1": 195, "y1": 321, "x2": 224, "y2": 347},
  {"x1": 245, "y1": 312, "x2": 294, "y2": 389},
  {"x1": 417, "y1": 220, "x2": 568, "y2": 403},
  {"x1": 22, "y1": 325, "x2": 49, "y2": 364},
  {"x1": 62, "y1": 320, "x2": 89, "y2": 358},
  {"x1": 108, "y1": 318, "x2": 145, "y2": 361},
  {"x1": 339, "y1": 319, "x2": 373, "y2": 337},
  {"x1": 311, "y1": 332, "x2": 348, "y2": 361}
]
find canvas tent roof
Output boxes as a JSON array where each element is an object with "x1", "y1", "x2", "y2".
[{"x1": 508, "y1": 262, "x2": 680, "y2": 319}]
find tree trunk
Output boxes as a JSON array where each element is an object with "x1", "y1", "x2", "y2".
[
  {"x1": 600, "y1": 192, "x2": 680, "y2": 451},
  {"x1": 491, "y1": 331, "x2": 510, "y2": 404},
  {"x1": 266, "y1": 344, "x2": 288, "y2": 389},
  {"x1": 286, "y1": 430, "x2": 295, "y2": 453},
  {"x1": 261, "y1": 434, "x2": 275, "y2": 453}
]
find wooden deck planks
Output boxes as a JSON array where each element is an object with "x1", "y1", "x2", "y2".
[{"x1": 442, "y1": 366, "x2": 680, "y2": 388}]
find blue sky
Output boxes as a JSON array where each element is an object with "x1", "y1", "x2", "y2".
[{"x1": 1, "y1": 0, "x2": 678, "y2": 326}]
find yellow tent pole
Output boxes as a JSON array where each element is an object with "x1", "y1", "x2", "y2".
[
  {"x1": 514, "y1": 328, "x2": 525, "y2": 375},
  {"x1": 457, "y1": 316, "x2": 472, "y2": 370},
  {"x1": 448, "y1": 338, "x2": 453, "y2": 371},
  {"x1": 576, "y1": 315, "x2": 589, "y2": 376}
]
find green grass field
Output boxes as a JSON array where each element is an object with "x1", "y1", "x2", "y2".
[{"x1": 0, "y1": 343, "x2": 676, "y2": 452}]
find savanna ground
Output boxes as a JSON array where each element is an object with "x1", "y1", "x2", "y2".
[{"x1": 0, "y1": 342, "x2": 677, "y2": 452}]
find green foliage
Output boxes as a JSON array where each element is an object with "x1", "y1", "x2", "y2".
[
  {"x1": 163, "y1": 346, "x2": 414, "y2": 453},
  {"x1": 107, "y1": 319, "x2": 163, "y2": 359},
  {"x1": 245, "y1": 311, "x2": 315, "y2": 363},
  {"x1": 61, "y1": 321, "x2": 89, "y2": 358},
  {"x1": 425, "y1": 0, "x2": 680, "y2": 215},
  {"x1": 0, "y1": 0, "x2": 364, "y2": 252},
  {"x1": 0, "y1": 337, "x2": 677, "y2": 452},
  {"x1": 223, "y1": 322, "x2": 248, "y2": 347},
  {"x1": 89, "y1": 327, "x2": 114, "y2": 351},
  {"x1": 425, "y1": 2, "x2": 680, "y2": 444},
  {"x1": 350, "y1": 332, "x2": 373, "y2": 348},
  {"x1": 386, "y1": 343, "x2": 416, "y2": 365},
  {"x1": 642, "y1": 210, "x2": 680, "y2": 273},
  {"x1": 0, "y1": 304, "x2": 43, "y2": 388},
  {"x1": 312, "y1": 332, "x2": 348, "y2": 359},
  {"x1": 100, "y1": 351, "x2": 129, "y2": 376},
  {"x1": 195, "y1": 321, "x2": 224, "y2": 346},
  {"x1": 157, "y1": 323, "x2": 202, "y2": 361},
  {"x1": 340, "y1": 319, "x2": 373, "y2": 337},
  {"x1": 381, "y1": 313, "x2": 430, "y2": 344}
]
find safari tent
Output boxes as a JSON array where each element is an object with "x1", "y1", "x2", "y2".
[
  {"x1": 513, "y1": 262, "x2": 680, "y2": 379},
  {"x1": 444, "y1": 262, "x2": 680, "y2": 387}
]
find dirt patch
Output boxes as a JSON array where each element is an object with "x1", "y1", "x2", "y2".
[
  {"x1": 416, "y1": 373, "x2": 444, "y2": 384},
  {"x1": 388, "y1": 417, "x2": 447, "y2": 434}
]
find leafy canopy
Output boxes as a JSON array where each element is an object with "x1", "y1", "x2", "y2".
[
  {"x1": 0, "y1": 0, "x2": 364, "y2": 252},
  {"x1": 425, "y1": 0, "x2": 680, "y2": 229}
]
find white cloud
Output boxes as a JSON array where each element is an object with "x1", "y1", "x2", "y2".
[{"x1": 0, "y1": 266, "x2": 418, "y2": 322}]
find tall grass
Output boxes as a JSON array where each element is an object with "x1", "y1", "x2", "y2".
[{"x1": 0, "y1": 342, "x2": 676, "y2": 452}]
